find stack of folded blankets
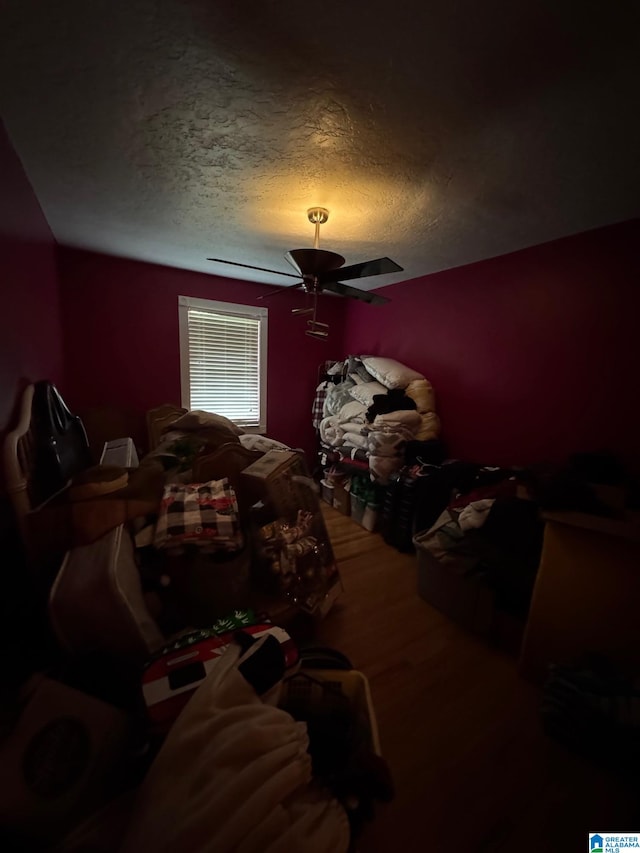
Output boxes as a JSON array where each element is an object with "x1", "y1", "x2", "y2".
[{"x1": 317, "y1": 355, "x2": 440, "y2": 484}]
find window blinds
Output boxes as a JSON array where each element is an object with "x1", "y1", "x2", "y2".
[{"x1": 186, "y1": 307, "x2": 263, "y2": 426}]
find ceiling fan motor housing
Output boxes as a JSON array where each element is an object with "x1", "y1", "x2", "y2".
[{"x1": 286, "y1": 248, "x2": 345, "y2": 278}]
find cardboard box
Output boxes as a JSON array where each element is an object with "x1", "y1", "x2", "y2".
[
  {"x1": 320, "y1": 479, "x2": 334, "y2": 506},
  {"x1": 242, "y1": 451, "x2": 318, "y2": 517},
  {"x1": 413, "y1": 530, "x2": 494, "y2": 634},
  {"x1": 242, "y1": 451, "x2": 342, "y2": 615}
]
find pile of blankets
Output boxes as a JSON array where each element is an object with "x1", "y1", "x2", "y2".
[{"x1": 315, "y1": 356, "x2": 440, "y2": 484}]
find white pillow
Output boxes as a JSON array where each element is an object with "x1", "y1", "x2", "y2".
[
  {"x1": 349, "y1": 381, "x2": 388, "y2": 407},
  {"x1": 361, "y1": 357, "x2": 424, "y2": 390}
]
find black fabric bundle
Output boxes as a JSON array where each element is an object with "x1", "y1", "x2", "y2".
[{"x1": 366, "y1": 388, "x2": 417, "y2": 423}]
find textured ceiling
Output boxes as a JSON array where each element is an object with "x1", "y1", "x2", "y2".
[{"x1": 1, "y1": 0, "x2": 639, "y2": 289}]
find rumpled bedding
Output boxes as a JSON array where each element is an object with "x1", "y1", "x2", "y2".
[
  {"x1": 416, "y1": 411, "x2": 441, "y2": 442},
  {"x1": 320, "y1": 419, "x2": 367, "y2": 446},
  {"x1": 239, "y1": 434, "x2": 290, "y2": 453},
  {"x1": 319, "y1": 410, "x2": 422, "y2": 484},
  {"x1": 322, "y1": 379, "x2": 356, "y2": 417},
  {"x1": 342, "y1": 432, "x2": 368, "y2": 450},
  {"x1": 367, "y1": 423, "x2": 417, "y2": 485},
  {"x1": 316, "y1": 356, "x2": 441, "y2": 485},
  {"x1": 148, "y1": 426, "x2": 240, "y2": 484}
]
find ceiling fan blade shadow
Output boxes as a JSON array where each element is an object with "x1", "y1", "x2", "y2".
[
  {"x1": 322, "y1": 281, "x2": 390, "y2": 305},
  {"x1": 319, "y1": 256, "x2": 403, "y2": 285},
  {"x1": 207, "y1": 258, "x2": 301, "y2": 279},
  {"x1": 257, "y1": 282, "x2": 304, "y2": 300}
]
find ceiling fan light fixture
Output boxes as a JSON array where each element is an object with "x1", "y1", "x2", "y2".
[{"x1": 307, "y1": 207, "x2": 329, "y2": 225}]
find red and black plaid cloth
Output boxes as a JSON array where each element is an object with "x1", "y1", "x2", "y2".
[
  {"x1": 154, "y1": 478, "x2": 243, "y2": 552},
  {"x1": 312, "y1": 381, "x2": 329, "y2": 430}
]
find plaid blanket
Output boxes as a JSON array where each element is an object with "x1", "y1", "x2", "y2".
[
  {"x1": 312, "y1": 380, "x2": 329, "y2": 430},
  {"x1": 154, "y1": 478, "x2": 243, "y2": 552}
]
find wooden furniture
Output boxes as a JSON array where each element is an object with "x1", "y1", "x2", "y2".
[
  {"x1": 519, "y1": 510, "x2": 640, "y2": 683},
  {"x1": 146, "y1": 403, "x2": 187, "y2": 450},
  {"x1": 3, "y1": 382, "x2": 91, "y2": 556},
  {"x1": 3, "y1": 382, "x2": 164, "y2": 662},
  {"x1": 3, "y1": 383, "x2": 38, "y2": 549}
]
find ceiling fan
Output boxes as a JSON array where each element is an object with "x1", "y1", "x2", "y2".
[{"x1": 207, "y1": 208, "x2": 402, "y2": 339}]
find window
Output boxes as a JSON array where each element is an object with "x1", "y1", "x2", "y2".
[{"x1": 178, "y1": 295, "x2": 268, "y2": 432}]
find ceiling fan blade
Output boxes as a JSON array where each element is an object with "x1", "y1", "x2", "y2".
[
  {"x1": 322, "y1": 281, "x2": 390, "y2": 305},
  {"x1": 207, "y1": 258, "x2": 300, "y2": 279},
  {"x1": 319, "y1": 256, "x2": 403, "y2": 285},
  {"x1": 257, "y1": 282, "x2": 304, "y2": 300}
]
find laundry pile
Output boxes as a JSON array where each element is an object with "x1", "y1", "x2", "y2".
[{"x1": 315, "y1": 356, "x2": 441, "y2": 484}]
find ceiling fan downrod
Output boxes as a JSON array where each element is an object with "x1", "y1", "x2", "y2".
[{"x1": 307, "y1": 207, "x2": 329, "y2": 249}]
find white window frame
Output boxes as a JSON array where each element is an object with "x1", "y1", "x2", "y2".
[{"x1": 178, "y1": 295, "x2": 268, "y2": 434}]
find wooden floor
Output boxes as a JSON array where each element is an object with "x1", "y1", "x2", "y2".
[{"x1": 318, "y1": 506, "x2": 638, "y2": 853}]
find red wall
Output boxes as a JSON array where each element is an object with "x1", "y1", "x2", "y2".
[
  {"x1": 345, "y1": 219, "x2": 640, "y2": 468},
  {"x1": 0, "y1": 120, "x2": 64, "y2": 430},
  {"x1": 58, "y1": 248, "x2": 347, "y2": 459}
]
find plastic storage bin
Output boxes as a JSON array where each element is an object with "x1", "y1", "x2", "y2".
[
  {"x1": 282, "y1": 668, "x2": 381, "y2": 756},
  {"x1": 413, "y1": 528, "x2": 494, "y2": 633},
  {"x1": 320, "y1": 479, "x2": 334, "y2": 505},
  {"x1": 332, "y1": 483, "x2": 351, "y2": 516},
  {"x1": 350, "y1": 493, "x2": 366, "y2": 525},
  {"x1": 361, "y1": 503, "x2": 379, "y2": 532}
]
